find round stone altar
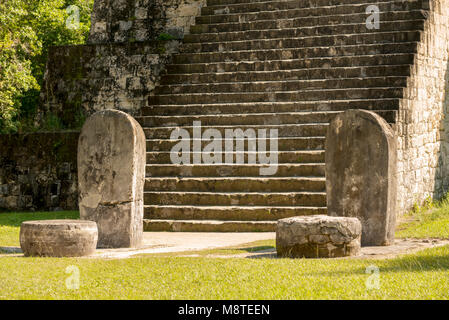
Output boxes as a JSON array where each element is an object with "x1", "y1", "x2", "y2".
[
  {"x1": 20, "y1": 220, "x2": 98, "y2": 257},
  {"x1": 276, "y1": 215, "x2": 362, "y2": 258}
]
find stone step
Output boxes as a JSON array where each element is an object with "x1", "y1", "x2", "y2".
[
  {"x1": 191, "y1": 10, "x2": 426, "y2": 33},
  {"x1": 145, "y1": 164, "x2": 325, "y2": 177},
  {"x1": 146, "y1": 150, "x2": 325, "y2": 164},
  {"x1": 206, "y1": 0, "x2": 338, "y2": 5},
  {"x1": 206, "y1": 0, "x2": 426, "y2": 8},
  {"x1": 185, "y1": 20, "x2": 424, "y2": 44},
  {"x1": 138, "y1": 111, "x2": 336, "y2": 127},
  {"x1": 146, "y1": 136, "x2": 325, "y2": 152},
  {"x1": 142, "y1": 99, "x2": 400, "y2": 116},
  {"x1": 144, "y1": 191, "x2": 327, "y2": 206},
  {"x1": 143, "y1": 219, "x2": 277, "y2": 232},
  {"x1": 148, "y1": 88, "x2": 404, "y2": 105},
  {"x1": 154, "y1": 77, "x2": 408, "y2": 95},
  {"x1": 173, "y1": 42, "x2": 417, "y2": 64},
  {"x1": 166, "y1": 53, "x2": 415, "y2": 73},
  {"x1": 197, "y1": 0, "x2": 425, "y2": 21},
  {"x1": 161, "y1": 65, "x2": 412, "y2": 85},
  {"x1": 180, "y1": 31, "x2": 421, "y2": 53},
  {"x1": 144, "y1": 177, "x2": 326, "y2": 192},
  {"x1": 140, "y1": 110, "x2": 334, "y2": 125},
  {"x1": 144, "y1": 205, "x2": 326, "y2": 221},
  {"x1": 144, "y1": 123, "x2": 327, "y2": 139},
  {"x1": 138, "y1": 110, "x2": 396, "y2": 127}
]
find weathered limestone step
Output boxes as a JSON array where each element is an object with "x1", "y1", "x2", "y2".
[
  {"x1": 173, "y1": 43, "x2": 418, "y2": 64},
  {"x1": 144, "y1": 205, "x2": 327, "y2": 221},
  {"x1": 144, "y1": 123, "x2": 327, "y2": 139},
  {"x1": 207, "y1": 0, "x2": 285, "y2": 5},
  {"x1": 167, "y1": 53, "x2": 415, "y2": 73},
  {"x1": 146, "y1": 150, "x2": 325, "y2": 164},
  {"x1": 206, "y1": 0, "x2": 376, "y2": 6},
  {"x1": 143, "y1": 219, "x2": 277, "y2": 232},
  {"x1": 139, "y1": 111, "x2": 396, "y2": 130},
  {"x1": 201, "y1": 0, "x2": 423, "y2": 17},
  {"x1": 191, "y1": 10, "x2": 426, "y2": 33},
  {"x1": 185, "y1": 21, "x2": 424, "y2": 43},
  {"x1": 155, "y1": 77, "x2": 408, "y2": 95},
  {"x1": 206, "y1": 0, "x2": 332, "y2": 5},
  {"x1": 148, "y1": 88, "x2": 404, "y2": 105},
  {"x1": 144, "y1": 177, "x2": 326, "y2": 192},
  {"x1": 142, "y1": 100, "x2": 400, "y2": 116},
  {"x1": 146, "y1": 137, "x2": 325, "y2": 152},
  {"x1": 139, "y1": 111, "x2": 396, "y2": 126},
  {"x1": 206, "y1": 0, "x2": 426, "y2": 7},
  {"x1": 139, "y1": 111, "x2": 335, "y2": 127},
  {"x1": 161, "y1": 65, "x2": 412, "y2": 85},
  {"x1": 180, "y1": 31, "x2": 421, "y2": 53},
  {"x1": 145, "y1": 164, "x2": 325, "y2": 177},
  {"x1": 198, "y1": 0, "x2": 425, "y2": 20},
  {"x1": 144, "y1": 191, "x2": 327, "y2": 206}
]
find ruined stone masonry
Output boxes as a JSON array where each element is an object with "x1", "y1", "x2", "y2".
[
  {"x1": 1, "y1": 0, "x2": 449, "y2": 235},
  {"x1": 38, "y1": 0, "x2": 209, "y2": 127},
  {"x1": 276, "y1": 215, "x2": 362, "y2": 258},
  {"x1": 0, "y1": 132, "x2": 79, "y2": 211},
  {"x1": 38, "y1": 41, "x2": 180, "y2": 128}
]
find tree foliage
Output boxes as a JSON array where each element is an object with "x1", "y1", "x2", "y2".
[{"x1": 0, "y1": 0, "x2": 93, "y2": 133}]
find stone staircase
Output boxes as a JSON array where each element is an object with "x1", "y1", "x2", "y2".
[{"x1": 137, "y1": 0, "x2": 428, "y2": 232}]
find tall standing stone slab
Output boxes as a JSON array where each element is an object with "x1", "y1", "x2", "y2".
[
  {"x1": 326, "y1": 109, "x2": 397, "y2": 246},
  {"x1": 78, "y1": 110, "x2": 146, "y2": 248}
]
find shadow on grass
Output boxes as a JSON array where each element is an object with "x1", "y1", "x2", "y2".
[
  {"x1": 237, "y1": 245, "x2": 275, "y2": 253},
  {"x1": 208, "y1": 245, "x2": 277, "y2": 259},
  {"x1": 0, "y1": 211, "x2": 79, "y2": 227},
  {"x1": 297, "y1": 246, "x2": 449, "y2": 277}
]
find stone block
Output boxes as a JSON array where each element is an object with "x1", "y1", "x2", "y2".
[
  {"x1": 326, "y1": 109, "x2": 397, "y2": 246},
  {"x1": 20, "y1": 220, "x2": 98, "y2": 257},
  {"x1": 276, "y1": 215, "x2": 361, "y2": 258},
  {"x1": 78, "y1": 110, "x2": 146, "y2": 248}
]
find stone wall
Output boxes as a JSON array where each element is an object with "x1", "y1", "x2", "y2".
[
  {"x1": 3, "y1": 0, "x2": 207, "y2": 213},
  {"x1": 37, "y1": 40, "x2": 179, "y2": 128},
  {"x1": 0, "y1": 132, "x2": 79, "y2": 211},
  {"x1": 88, "y1": 0, "x2": 207, "y2": 44},
  {"x1": 396, "y1": 0, "x2": 449, "y2": 211},
  {"x1": 37, "y1": 0, "x2": 208, "y2": 129}
]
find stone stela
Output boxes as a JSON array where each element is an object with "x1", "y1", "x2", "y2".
[
  {"x1": 326, "y1": 109, "x2": 398, "y2": 246},
  {"x1": 78, "y1": 110, "x2": 146, "y2": 249}
]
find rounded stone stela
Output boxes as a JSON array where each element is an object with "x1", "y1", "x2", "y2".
[
  {"x1": 20, "y1": 220, "x2": 98, "y2": 257},
  {"x1": 276, "y1": 215, "x2": 362, "y2": 259}
]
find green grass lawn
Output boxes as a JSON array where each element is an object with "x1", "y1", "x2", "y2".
[
  {"x1": 396, "y1": 202, "x2": 449, "y2": 239},
  {"x1": 1, "y1": 246, "x2": 449, "y2": 299},
  {"x1": 0, "y1": 208, "x2": 449, "y2": 299}
]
